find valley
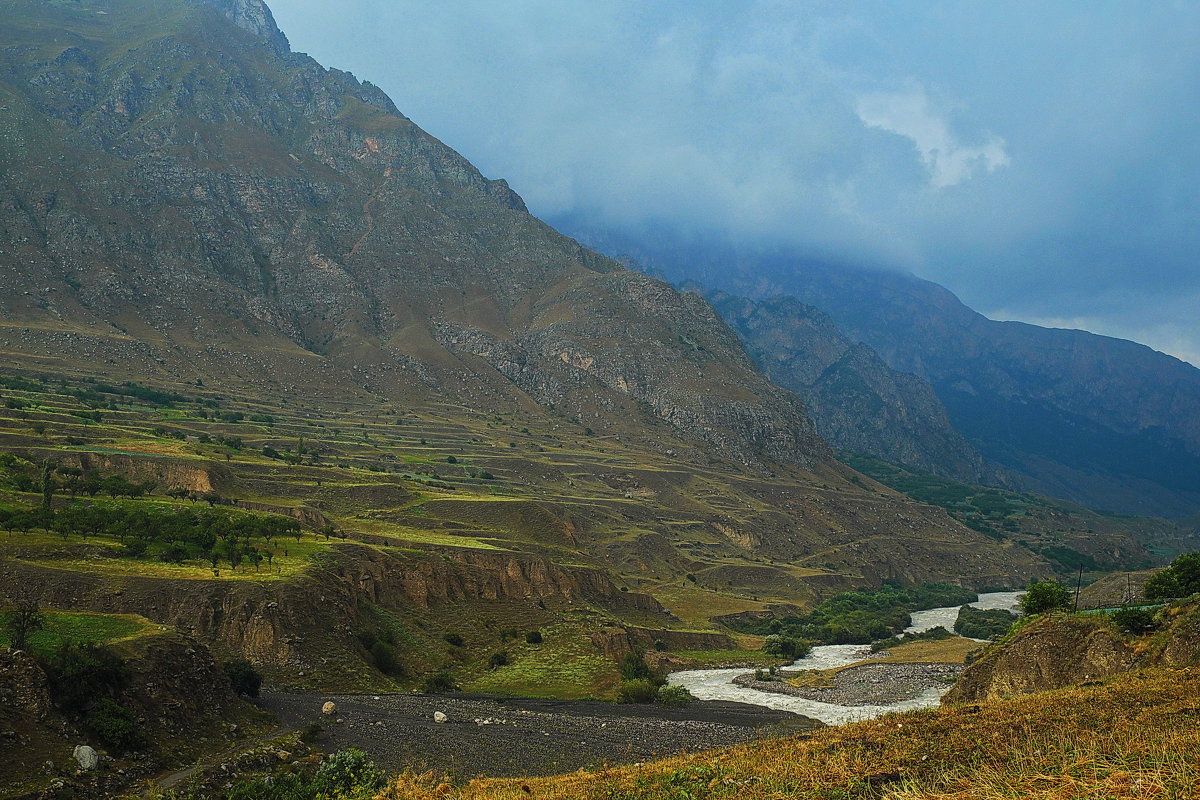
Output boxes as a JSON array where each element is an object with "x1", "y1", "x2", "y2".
[{"x1": 0, "y1": 0, "x2": 1197, "y2": 798}]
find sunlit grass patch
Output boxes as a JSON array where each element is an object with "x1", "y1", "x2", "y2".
[
  {"x1": 465, "y1": 626, "x2": 618, "y2": 700},
  {"x1": 343, "y1": 517, "x2": 506, "y2": 551},
  {"x1": 0, "y1": 608, "x2": 155, "y2": 654},
  {"x1": 10, "y1": 534, "x2": 330, "y2": 581}
]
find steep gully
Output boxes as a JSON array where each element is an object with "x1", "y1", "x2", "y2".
[{"x1": 668, "y1": 592, "x2": 1023, "y2": 724}]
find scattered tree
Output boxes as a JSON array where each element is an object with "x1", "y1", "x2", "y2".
[
  {"x1": 1019, "y1": 580, "x2": 1073, "y2": 615},
  {"x1": 3, "y1": 601, "x2": 45, "y2": 651}
]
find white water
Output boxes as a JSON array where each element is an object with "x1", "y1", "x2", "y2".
[
  {"x1": 905, "y1": 590, "x2": 1025, "y2": 635},
  {"x1": 668, "y1": 591, "x2": 1024, "y2": 725}
]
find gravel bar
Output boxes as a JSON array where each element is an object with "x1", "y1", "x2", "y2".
[
  {"x1": 734, "y1": 662, "x2": 962, "y2": 706},
  {"x1": 258, "y1": 691, "x2": 814, "y2": 779}
]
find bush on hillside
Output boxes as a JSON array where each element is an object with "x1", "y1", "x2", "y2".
[
  {"x1": 421, "y1": 671, "x2": 457, "y2": 693},
  {"x1": 1111, "y1": 606, "x2": 1159, "y2": 635},
  {"x1": 223, "y1": 658, "x2": 263, "y2": 697},
  {"x1": 1019, "y1": 581, "x2": 1073, "y2": 615},
  {"x1": 85, "y1": 698, "x2": 146, "y2": 754},
  {"x1": 1145, "y1": 552, "x2": 1200, "y2": 600},
  {"x1": 656, "y1": 685, "x2": 693, "y2": 708},
  {"x1": 616, "y1": 678, "x2": 658, "y2": 704},
  {"x1": 42, "y1": 642, "x2": 128, "y2": 714}
]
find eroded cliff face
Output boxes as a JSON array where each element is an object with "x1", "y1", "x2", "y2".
[
  {"x1": 945, "y1": 601, "x2": 1200, "y2": 704},
  {"x1": 0, "y1": 543, "x2": 666, "y2": 678}
]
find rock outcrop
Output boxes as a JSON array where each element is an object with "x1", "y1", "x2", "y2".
[{"x1": 944, "y1": 601, "x2": 1200, "y2": 704}]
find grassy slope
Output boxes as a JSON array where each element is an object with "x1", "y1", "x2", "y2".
[
  {"x1": 845, "y1": 453, "x2": 1193, "y2": 577},
  {"x1": 0, "y1": 608, "x2": 155, "y2": 653},
  {"x1": 381, "y1": 664, "x2": 1200, "y2": 800}
]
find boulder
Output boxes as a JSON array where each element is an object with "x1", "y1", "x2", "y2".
[
  {"x1": 321, "y1": 701, "x2": 337, "y2": 715},
  {"x1": 433, "y1": 711, "x2": 448, "y2": 723},
  {"x1": 73, "y1": 745, "x2": 98, "y2": 771}
]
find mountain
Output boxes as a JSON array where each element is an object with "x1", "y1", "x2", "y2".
[
  {"x1": 0, "y1": 0, "x2": 1057, "y2": 717},
  {"x1": 699, "y1": 288, "x2": 989, "y2": 482},
  {"x1": 0, "y1": 0, "x2": 827, "y2": 473},
  {"x1": 558, "y1": 229, "x2": 1200, "y2": 519}
]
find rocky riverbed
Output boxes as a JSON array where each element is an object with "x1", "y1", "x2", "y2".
[
  {"x1": 733, "y1": 662, "x2": 962, "y2": 706},
  {"x1": 258, "y1": 691, "x2": 815, "y2": 779}
]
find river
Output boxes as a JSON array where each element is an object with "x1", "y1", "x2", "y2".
[{"x1": 667, "y1": 591, "x2": 1024, "y2": 725}]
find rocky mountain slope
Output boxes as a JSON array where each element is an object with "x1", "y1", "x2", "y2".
[
  {"x1": 0, "y1": 0, "x2": 831, "y2": 475},
  {"x1": 559, "y1": 234, "x2": 1200, "y2": 518},
  {"x1": 0, "y1": 0, "x2": 1057, "y2": 714},
  {"x1": 701, "y1": 288, "x2": 989, "y2": 482}
]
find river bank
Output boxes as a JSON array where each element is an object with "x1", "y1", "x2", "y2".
[
  {"x1": 257, "y1": 690, "x2": 815, "y2": 779},
  {"x1": 734, "y1": 662, "x2": 962, "y2": 706},
  {"x1": 668, "y1": 590, "x2": 1024, "y2": 724}
]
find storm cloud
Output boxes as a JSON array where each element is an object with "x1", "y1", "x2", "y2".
[{"x1": 266, "y1": 1, "x2": 1200, "y2": 364}]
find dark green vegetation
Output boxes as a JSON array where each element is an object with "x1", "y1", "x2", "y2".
[
  {"x1": 224, "y1": 658, "x2": 264, "y2": 698},
  {"x1": 868, "y1": 625, "x2": 954, "y2": 652},
  {"x1": 1145, "y1": 551, "x2": 1200, "y2": 599},
  {"x1": 844, "y1": 454, "x2": 1192, "y2": 575},
  {"x1": 1, "y1": 490, "x2": 301, "y2": 574},
  {"x1": 953, "y1": 606, "x2": 1018, "y2": 640},
  {"x1": 1019, "y1": 581, "x2": 1073, "y2": 615},
  {"x1": 166, "y1": 748, "x2": 387, "y2": 800},
  {"x1": 739, "y1": 582, "x2": 977, "y2": 646},
  {"x1": 1110, "y1": 606, "x2": 1159, "y2": 635}
]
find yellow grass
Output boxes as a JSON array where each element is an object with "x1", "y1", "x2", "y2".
[
  {"x1": 868, "y1": 636, "x2": 984, "y2": 665},
  {"x1": 377, "y1": 665, "x2": 1200, "y2": 800}
]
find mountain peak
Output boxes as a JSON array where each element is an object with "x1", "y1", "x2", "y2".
[{"x1": 196, "y1": 0, "x2": 290, "y2": 52}]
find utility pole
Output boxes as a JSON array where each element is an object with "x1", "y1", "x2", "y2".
[{"x1": 1073, "y1": 564, "x2": 1084, "y2": 612}]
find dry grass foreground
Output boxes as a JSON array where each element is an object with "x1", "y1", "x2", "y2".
[{"x1": 378, "y1": 665, "x2": 1200, "y2": 800}]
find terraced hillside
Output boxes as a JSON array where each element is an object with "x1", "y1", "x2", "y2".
[{"x1": 0, "y1": 372, "x2": 1045, "y2": 695}]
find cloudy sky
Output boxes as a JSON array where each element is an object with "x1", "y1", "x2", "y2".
[{"x1": 267, "y1": 1, "x2": 1200, "y2": 365}]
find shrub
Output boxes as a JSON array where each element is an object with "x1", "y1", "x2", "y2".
[
  {"x1": 370, "y1": 641, "x2": 400, "y2": 675},
  {"x1": 227, "y1": 748, "x2": 384, "y2": 800},
  {"x1": 525, "y1": 630, "x2": 543, "y2": 644},
  {"x1": 421, "y1": 671, "x2": 457, "y2": 693},
  {"x1": 1112, "y1": 606, "x2": 1159, "y2": 635},
  {"x1": 223, "y1": 659, "x2": 263, "y2": 698},
  {"x1": 312, "y1": 748, "x2": 386, "y2": 797},
  {"x1": 43, "y1": 642, "x2": 127, "y2": 714},
  {"x1": 656, "y1": 685, "x2": 694, "y2": 708},
  {"x1": 616, "y1": 678, "x2": 658, "y2": 704},
  {"x1": 446, "y1": 455, "x2": 457, "y2": 464},
  {"x1": 2, "y1": 601, "x2": 44, "y2": 651},
  {"x1": 619, "y1": 652, "x2": 664, "y2": 686},
  {"x1": 443, "y1": 632, "x2": 464, "y2": 647},
  {"x1": 954, "y1": 607, "x2": 1018, "y2": 640},
  {"x1": 1145, "y1": 552, "x2": 1200, "y2": 600},
  {"x1": 1020, "y1": 581, "x2": 1073, "y2": 615},
  {"x1": 488, "y1": 650, "x2": 510, "y2": 669},
  {"x1": 86, "y1": 698, "x2": 146, "y2": 753},
  {"x1": 763, "y1": 634, "x2": 811, "y2": 659}
]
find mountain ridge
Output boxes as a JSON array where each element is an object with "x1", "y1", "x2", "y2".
[{"x1": 557, "y1": 228, "x2": 1200, "y2": 518}]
